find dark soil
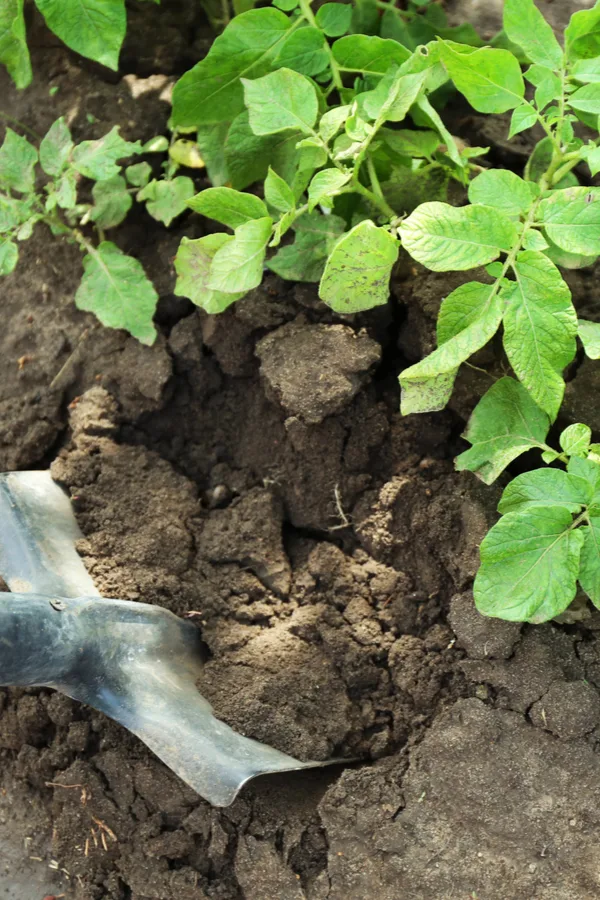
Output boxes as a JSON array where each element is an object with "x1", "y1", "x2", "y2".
[{"x1": 3, "y1": 3, "x2": 600, "y2": 899}]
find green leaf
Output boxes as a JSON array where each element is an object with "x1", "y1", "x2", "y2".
[
  {"x1": 54, "y1": 169, "x2": 77, "y2": 209},
  {"x1": 565, "y1": 5, "x2": 600, "y2": 61},
  {"x1": 39, "y1": 118, "x2": 73, "y2": 177},
  {"x1": 498, "y1": 469, "x2": 589, "y2": 515},
  {"x1": 381, "y1": 165, "x2": 449, "y2": 217},
  {"x1": 474, "y1": 506, "x2": 584, "y2": 622},
  {"x1": 188, "y1": 186, "x2": 268, "y2": 229},
  {"x1": 568, "y1": 455, "x2": 600, "y2": 491},
  {"x1": 0, "y1": 194, "x2": 22, "y2": 232},
  {"x1": 276, "y1": 26, "x2": 329, "y2": 76},
  {"x1": 125, "y1": 162, "x2": 152, "y2": 188},
  {"x1": 242, "y1": 68, "x2": 318, "y2": 136},
  {"x1": 319, "y1": 106, "x2": 351, "y2": 143},
  {"x1": 207, "y1": 216, "x2": 272, "y2": 293},
  {"x1": 137, "y1": 176, "x2": 195, "y2": 226},
  {"x1": 53, "y1": 169, "x2": 77, "y2": 209},
  {"x1": 345, "y1": 110, "x2": 372, "y2": 141},
  {"x1": 503, "y1": 0, "x2": 563, "y2": 69},
  {"x1": 581, "y1": 144, "x2": 600, "y2": 177},
  {"x1": 544, "y1": 233, "x2": 597, "y2": 269},
  {"x1": 319, "y1": 220, "x2": 399, "y2": 313},
  {"x1": 571, "y1": 57, "x2": 600, "y2": 83},
  {"x1": 264, "y1": 167, "x2": 295, "y2": 213},
  {"x1": 541, "y1": 449, "x2": 561, "y2": 464},
  {"x1": 399, "y1": 201, "x2": 517, "y2": 272},
  {"x1": 400, "y1": 281, "x2": 504, "y2": 415},
  {"x1": 307, "y1": 168, "x2": 351, "y2": 211},
  {"x1": 75, "y1": 241, "x2": 158, "y2": 345},
  {"x1": 0, "y1": 238, "x2": 18, "y2": 274},
  {"x1": 72, "y1": 127, "x2": 141, "y2": 181},
  {"x1": 90, "y1": 175, "x2": 132, "y2": 229},
  {"x1": 224, "y1": 112, "x2": 304, "y2": 191},
  {"x1": 414, "y1": 94, "x2": 464, "y2": 168},
  {"x1": 539, "y1": 187, "x2": 600, "y2": 256},
  {"x1": 270, "y1": 208, "x2": 296, "y2": 246},
  {"x1": 142, "y1": 135, "x2": 169, "y2": 153},
  {"x1": 568, "y1": 82, "x2": 600, "y2": 114},
  {"x1": 174, "y1": 234, "x2": 245, "y2": 314},
  {"x1": 171, "y1": 9, "x2": 293, "y2": 127},
  {"x1": 579, "y1": 517, "x2": 600, "y2": 607},
  {"x1": 363, "y1": 69, "x2": 428, "y2": 123},
  {"x1": 436, "y1": 280, "x2": 497, "y2": 344},
  {"x1": 350, "y1": 0, "x2": 379, "y2": 35},
  {"x1": 456, "y1": 376, "x2": 550, "y2": 484},
  {"x1": 267, "y1": 211, "x2": 346, "y2": 282},
  {"x1": 578, "y1": 318, "x2": 600, "y2": 359},
  {"x1": 224, "y1": 113, "x2": 282, "y2": 190},
  {"x1": 194, "y1": 123, "x2": 230, "y2": 187},
  {"x1": 15, "y1": 212, "x2": 40, "y2": 241},
  {"x1": 316, "y1": 3, "x2": 352, "y2": 37},
  {"x1": 522, "y1": 229, "x2": 549, "y2": 252},
  {"x1": 0, "y1": 128, "x2": 37, "y2": 193},
  {"x1": 168, "y1": 140, "x2": 205, "y2": 170},
  {"x1": 525, "y1": 136, "x2": 553, "y2": 184},
  {"x1": 468, "y1": 169, "x2": 535, "y2": 217},
  {"x1": 526, "y1": 64, "x2": 561, "y2": 110},
  {"x1": 380, "y1": 128, "x2": 439, "y2": 159},
  {"x1": 396, "y1": 41, "x2": 449, "y2": 92},
  {"x1": 560, "y1": 422, "x2": 592, "y2": 458},
  {"x1": 439, "y1": 41, "x2": 525, "y2": 113},
  {"x1": 331, "y1": 34, "x2": 410, "y2": 75},
  {"x1": 0, "y1": 0, "x2": 31, "y2": 88},
  {"x1": 503, "y1": 251, "x2": 577, "y2": 420},
  {"x1": 509, "y1": 103, "x2": 538, "y2": 137},
  {"x1": 33, "y1": 0, "x2": 126, "y2": 70}
]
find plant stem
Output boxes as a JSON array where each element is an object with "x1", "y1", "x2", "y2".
[
  {"x1": 550, "y1": 156, "x2": 580, "y2": 186},
  {"x1": 366, "y1": 156, "x2": 385, "y2": 203},
  {"x1": 374, "y1": 0, "x2": 415, "y2": 18},
  {"x1": 540, "y1": 443, "x2": 568, "y2": 464},
  {"x1": 346, "y1": 180, "x2": 396, "y2": 218},
  {"x1": 464, "y1": 362, "x2": 497, "y2": 381},
  {"x1": 0, "y1": 111, "x2": 40, "y2": 142},
  {"x1": 71, "y1": 228, "x2": 95, "y2": 255}
]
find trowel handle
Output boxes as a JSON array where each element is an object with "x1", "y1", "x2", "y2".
[{"x1": 0, "y1": 593, "x2": 84, "y2": 687}]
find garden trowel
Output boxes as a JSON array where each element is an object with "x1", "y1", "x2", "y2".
[{"x1": 0, "y1": 470, "x2": 332, "y2": 806}]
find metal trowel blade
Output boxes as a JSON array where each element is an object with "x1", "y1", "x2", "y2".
[{"x1": 0, "y1": 472, "x2": 334, "y2": 806}]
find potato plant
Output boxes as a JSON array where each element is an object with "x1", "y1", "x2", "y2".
[
  {"x1": 0, "y1": 119, "x2": 193, "y2": 343},
  {"x1": 170, "y1": 0, "x2": 600, "y2": 625},
  {"x1": 170, "y1": 0, "x2": 485, "y2": 312},
  {"x1": 0, "y1": 0, "x2": 162, "y2": 88},
  {"x1": 2, "y1": 0, "x2": 600, "y2": 625}
]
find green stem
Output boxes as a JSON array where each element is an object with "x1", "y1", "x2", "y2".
[
  {"x1": 557, "y1": 63, "x2": 568, "y2": 144},
  {"x1": 70, "y1": 228, "x2": 95, "y2": 255},
  {"x1": 550, "y1": 156, "x2": 580, "y2": 186},
  {"x1": 571, "y1": 510, "x2": 589, "y2": 530},
  {"x1": 366, "y1": 156, "x2": 385, "y2": 203},
  {"x1": 374, "y1": 0, "x2": 416, "y2": 18},
  {"x1": 540, "y1": 442, "x2": 568, "y2": 464},
  {"x1": 346, "y1": 180, "x2": 396, "y2": 218},
  {"x1": 298, "y1": 0, "x2": 343, "y2": 91},
  {"x1": 0, "y1": 111, "x2": 40, "y2": 142},
  {"x1": 464, "y1": 362, "x2": 497, "y2": 381}
]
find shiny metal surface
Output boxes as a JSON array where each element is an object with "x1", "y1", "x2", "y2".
[{"x1": 0, "y1": 472, "x2": 332, "y2": 806}]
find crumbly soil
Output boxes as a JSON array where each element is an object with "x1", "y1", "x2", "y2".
[{"x1": 3, "y1": 3, "x2": 600, "y2": 899}]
